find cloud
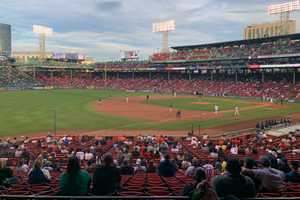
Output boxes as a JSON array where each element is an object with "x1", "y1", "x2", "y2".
[
  {"x1": 1, "y1": 0, "x2": 299, "y2": 61},
  {"x1": 96, "y1": 1, "x2": 123, "y2": 11}
]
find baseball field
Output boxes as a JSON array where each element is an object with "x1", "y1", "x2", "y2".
[{"x1": 1, "y1": 89, "x2": 300, "y2": 136}]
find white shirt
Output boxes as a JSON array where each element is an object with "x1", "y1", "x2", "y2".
[
  {"x1": 215, "y1": 105, "x2": 219, "y2": 111},
  {"x1": 15, "y1": 150, "x2": 23, "y2": 157},
  {"x1": 76, "y1": 151, "x2": 85, "y2": 160},
  {"x1": 230, "y1": 146, "x2": 238, "y2": 155},
  {"x1": 84, "y1": 152, "x2": 94, "y2": 161}
]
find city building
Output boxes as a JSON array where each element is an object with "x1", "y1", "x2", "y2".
[
  {"x1": 0, "y1": 23, "x2": 12, "y2": 56},
  {"x1": 244, "y1": 20, "x2": 296, "y2": 39},
  {"x1": 12, "y1": 51, "x2": 53, "y2": 63}
]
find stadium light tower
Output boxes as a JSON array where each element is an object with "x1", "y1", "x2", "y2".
[
  {"x1": 33, "y1": 25, "x2": 53, "y2": 56},
  {"x1": 152, "y1": 20, "x2": 176, "y2": 53},
  {"x1": 268, "y1": 0, "x2": 300, "y2": 34}
]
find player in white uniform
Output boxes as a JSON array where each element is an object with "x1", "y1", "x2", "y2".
[
  {"x1": 214, "y1": 105, "x2": 219, "y2": 114},
  {"x1": 234, "y1": 105, "x2": 240, "y2": 119}
]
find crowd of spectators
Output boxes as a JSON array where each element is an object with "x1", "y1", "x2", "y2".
[
  {"x1": 0, "y1": 66, "x2": 39, "y2": 90},
  {"x1": 96, "y1": 61, "x2": 151, "y2": 69},
  {"x1": 0, "y1": 129, "x2": 299, "y2": 198},
  {"x1": 38, "y1": 75, "x2": 300, "y2": 101},
  {"x1": 151, "y1": 38, "x2": 300, "y2": 62}
]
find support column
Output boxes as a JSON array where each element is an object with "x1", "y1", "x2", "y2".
[
  {"x1": 261, "y1": 70, "x2": 264, "y2": 83},
  {"x1": 70, "y1": 70, "x2": 73, "y2": 81},
  {"x1": 235, "y1": 70, "x2": 238, "y2": 82},
  {"x1": 104, "y1": 68, "x2": 107, "y2": 89},
  {"x1": 162, "y1": 31, "x2": 169, "y2": 53},
  {"x1": 33, "y1": 68, "x2": 36, "y2": 78},
  {"x1": 167, "y1": 71, "x2": 170, "y2": 80},
  {"x1": 293, "y1": 69, "x2": 296, "y2": 85},
  {"x1": 211, "y1": 71, "x2": 213, "y2": 81},
  {"x1": 149, "y1": 72, "x2": 152, "y2": 79},
  {"x1": 188, "y1": 71, "x2": 191, "y2": 81},
  {"x1": 132, "y1": 71, "x2": 135, "y2": 79}
]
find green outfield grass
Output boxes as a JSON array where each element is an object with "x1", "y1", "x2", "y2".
[
  {"x1": 147, "y1": 97, "x2": 253, "y2": 111},
  {"x1": 0, "y1": 90, "x2": 145, "y2": 136},
  {"x1": 0, "y1": 89, "x2": 300, "y2": 136}
]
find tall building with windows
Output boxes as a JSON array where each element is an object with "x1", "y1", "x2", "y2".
[
  {"x1": 244, "y1": 20, "x2": 296, "y2": 40},
  {"x1": 0, "y1": 23, "x2": 11, "y2": 56}
]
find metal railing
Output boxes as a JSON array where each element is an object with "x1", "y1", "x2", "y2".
[{"x1": 1, "y1": 195, "x2": 300, "y2": 200}]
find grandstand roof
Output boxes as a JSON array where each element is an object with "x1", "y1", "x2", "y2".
[{"x1": 172, "y1": 33, "x2": 300, "y2": 50}]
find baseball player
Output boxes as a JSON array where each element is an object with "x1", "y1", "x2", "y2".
[
  {"x1": 214, "y1": 105, "x2": 219, "y2": 114},
  {"x1": 234, "y1": 105, "x2": 240, "y2": 119}
]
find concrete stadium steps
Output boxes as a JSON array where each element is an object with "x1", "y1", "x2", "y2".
[{"x1": 267, "y1": 124, "x2": 300, "y2": 137}]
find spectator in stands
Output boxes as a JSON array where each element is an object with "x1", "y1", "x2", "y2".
[
  {"x1": 182, "y1": 167, "x2": 206, "y2": 197},
  {"x1": 84, "y1": 151, "x2": 94, "y2": 161},
  {"x1": 185, "y1": 158, "x2": 200, "y2": 176},
  {"x1": 278, "y1": 157, "x2": 291, "y2": 173},
  {"x1": 16, "y1": 159, "x2": 29, "y2": 174},
  {"x1": 243, "y1": 157, "x2": 261, "y2": 191},
  {"x1": 75, "y1": 149, "x2": 85, "y2": 161},
  {"x1": 59, "y1": 157, "x2": 91, "y2": 196},
  {"x1": 212, "y1": 158, "x2": 256, "y2": 198},
  {"x1": 158, "y1": 154, "x2": 177, "y2": 177},
  {"x1": 14, "y1": 148, "x2": 23, "y2": 158},
  {"x1": 20, "y1": 148, "x2": 30, "y2": 163},
  {"x1": 120, "y1": 160, "x2": 134, "y2": 175},
  {"x1": 243, "y1": 156, "x2": 285, "y2": 192},
  {"x1": 286, "y1": 161, "x2": 300, "y2": 183},
  {"x1": 0, "y1": 158, "x2": 13, "y2": 186},
  {"x1": 28, "y1": 158, "x2": 51, "y2": 184},
  {"x1": 147, "y1": 160, "x2": 157, "y2": 173},
  {"x1": 92, "y1": 154, "x2": 121, "y2": 195},
  {"x1": 134, "y1": 158, "x2": 146, "y2": 173}
]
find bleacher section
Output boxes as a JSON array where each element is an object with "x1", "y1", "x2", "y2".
[
  {"x1": 0, "y1": 66, "x2": 40, "y2": 90},
  {"x1": 0, "y1": 131, "x2": 299, "y2": 198}
]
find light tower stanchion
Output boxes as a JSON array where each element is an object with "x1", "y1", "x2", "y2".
[
  {"x1": 39, "y1": 33, "x2": 46, "y2": 56},
  {"x1": 162, "y1": 31, "x2": 169, "y2": 53},
  {"x1": 152, "y1": 20, "x2": 175, "y2": 53}
]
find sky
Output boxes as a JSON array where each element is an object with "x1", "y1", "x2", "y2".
[{"x1": 0, "y1": 0, "x2": 300, "y2": 61}]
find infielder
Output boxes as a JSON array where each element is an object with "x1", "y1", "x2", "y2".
[
  {"x1": 214, "y1": 105, "x2": 219, "y2": 114},
  {"x1": 234, "y1": 105, "x2": 240, "y2": 119}
]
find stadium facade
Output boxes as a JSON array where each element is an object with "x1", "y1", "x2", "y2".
[
  {"x1": 0, "y1": 23, "x2": 11, "y2": 57},
  {"x1": 2, "y1": 32, "x2": 300, "y2": 94}
]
